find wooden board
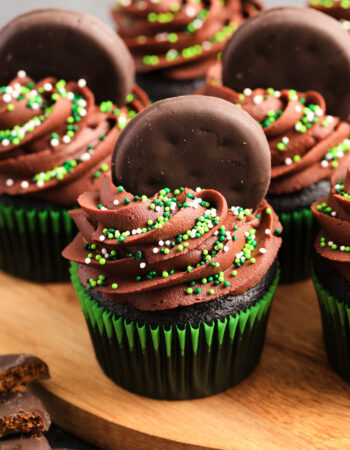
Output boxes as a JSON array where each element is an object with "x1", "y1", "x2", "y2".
[{"x1": 0, "y1": 270, "x2": 349, "y2": 450}]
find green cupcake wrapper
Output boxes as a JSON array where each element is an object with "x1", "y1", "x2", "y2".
[
  {"x1": 0, "y1": 200, "x2": 75, "y2": 282},
  {"x1": 71, "y1": 262, "x2": 280, "y2": 399},
  {"x1": 311, "y1": 267, "x2": 350, "y2": 382},
  {"x1": 277, "y1": 207, "x2": 318, "y2": 283}
]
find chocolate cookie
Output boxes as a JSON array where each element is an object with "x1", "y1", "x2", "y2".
[
  {"x1": 222, "y1": 7, "x2": 350, "y2": 120},
  {"x1": 0, "y1": 393, "x2": 51, "y2": 438},
  {"x1": 0, "y1": 355, "x2": 50, "y2": 399},
  {"x1": 112, "y1": 95, "x2": 271, "y2": 209},
  {"x1": 0, "y1": 8, "x2": 134, "y2": 105},
  {"x1": 0, "y1": 435, "x2": 51, "y2": 450}
]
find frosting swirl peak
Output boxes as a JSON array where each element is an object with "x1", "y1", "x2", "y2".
[{"x1": 63, "y1": 176, "x2": 282, "y2": 311}]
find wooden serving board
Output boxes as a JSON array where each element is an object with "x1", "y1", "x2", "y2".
[{"x1": 0, "y1": 270, "x2": 349, "y2": 450}]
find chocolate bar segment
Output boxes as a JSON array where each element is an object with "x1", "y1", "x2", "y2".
[
  {"x1": 0, "y1": 393, "x2": 51, "y2": 438},
  {"x1": 0, "y1": 355, "x2": 49, "y2": 398},
  {"x1": 0, "y1": 434, "x2": 50, "y2": 449}
]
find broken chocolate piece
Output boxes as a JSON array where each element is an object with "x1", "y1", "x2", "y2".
[
  {"x1": 0, "y1": 393, "x2": 51, "y2": 438},
  {"x1": 0, "y1": 434, "x2": 50, "y2": 449},
  {"x1": 0, "y1": 355, "x2": 49, "y2": 399}
]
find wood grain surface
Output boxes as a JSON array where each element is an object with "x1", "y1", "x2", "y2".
[{"x1": 0, "y1": 270, "x2": 349, "y2": 450}]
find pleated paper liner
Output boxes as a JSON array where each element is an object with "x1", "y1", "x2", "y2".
[
  {"x1": 277, "y1": 207, "x2": 318, "y2": 284},
  {"x1": 0, "y1": 200, "x2": 76, "y2": 282},
  {"x1": 311, "y1": 267, "x2": 350, "y2": 382},
  {"x1": 71, "y1": 262, "x2": 280, "y2": 400}
]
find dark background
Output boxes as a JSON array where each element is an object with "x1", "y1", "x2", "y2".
[{"x1": 0, "y1": 0, "x2": 305, "y2": 448}]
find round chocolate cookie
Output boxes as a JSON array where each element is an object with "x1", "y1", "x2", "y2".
[
  {"x1": 112, "y1": 95, "x2": 271, "y2": 209},
  {"x1": 0, "y1": 8, "x2": 135, "y2": 105},
  {"x1": 222, "y1": 7, "x2": 350, "y2": 120}
]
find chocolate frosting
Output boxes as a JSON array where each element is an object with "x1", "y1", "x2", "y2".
[
  {"x1": 0, "y1": 74, "x2": 149, "y2": 207},
  {"x1": 111, "y1": 0, "x2": 263, "y2": 80},
  {"x1": 309, "y1": 0, "x2": 350, "y2": 32},
  {"x1": 0, "y1": 8, "x2": 135, "y2": 106},
  {"x1": 0, "y1": 393, "x2": 50, "y2": 438},
  {"x1": 63, "y1": 176, "x2": 282, "y2": 311},
  {"x1": 200, "y1": 72, "x2": 350, "y2": 195},
  {"x1": 312, "y1": 163, "x2": 350, "y2": 281},
  {"x1": 221, "y1": 7, "x2": 350, "y2": 120}
]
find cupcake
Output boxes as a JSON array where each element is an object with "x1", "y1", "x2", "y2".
[
  {"x1": 311, "y1": 163, "x2": 350, "y2": 381},
  {"x1": 0, "y1": 9, "x2": 149, "y2": 282},
  {"x1": 309, "y1": 0, "x2": 350, "y2": 32},
  {"x1": 63, "y1": 95, "x2": 282, "y2": 399},
  {"x1": 198, "y1": 6, "x2": 350, "y2": 282},
  {"x1": 111, "y1": 0, "x2": 263, "y2": 101}
]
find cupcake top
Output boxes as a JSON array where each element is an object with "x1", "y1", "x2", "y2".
[
  {"x1": 200, "y1": 71, "x2": 350, "y2": 195},
  {"x1": 0, "y1": 72, "x2": 148, "y2": 206},
  {"x1": 111, "y1": 0, "x2": 263, "y2": 80},
  {"x1": 63, "y1": 95, "x2": 282, "y2": 311},
  {"x1": 309, "y1": 0, "x2": 350, "y2": 32},
  {"x1": 311, "y1": 163, "x2": 350, "y2": 281},
  {"x1": 0, "y1": 9, "x2": 150, "y2": 207}
]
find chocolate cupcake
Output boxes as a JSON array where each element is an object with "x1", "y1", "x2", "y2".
[
  {"x1": 0, "y1": 9, "x2": 149, "y2": 282},
  {"x1": 63, "y1": 95, "x2": 282, "y2": 399},
  {"x1": 111, "y1": 0, "x2": 263, "y2": 101},
  {"x1": 311, "y1": 163, "x2": 350, "y2": 381},
  {"x1": 309, "y1": 1, "x2": 350, "y2": 33},
  {"x1": 199, "y1": 6, "x2": 350, "y2": 282}
]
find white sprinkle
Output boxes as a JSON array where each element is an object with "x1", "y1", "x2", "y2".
[
  {"x1": 62, "y1": 135, "x2": 71, "y2": 144},
  {"x1": 327, "y1": 115, "x2": 334, "y2": 123},
  {"x1": 341, "y1": 246, "x2": 345, "y2": 251},
  {"x1": 153, "y1": 248, "x2": 159, "y2": 254},
  {"x1": 193, "y1": 19, "x2": 203, "y2": 29},
  {"x1": 265, "y1": 229, "x2": 271, "y2": 235},
  {"x1": 36, "y1": 180, "x2": 44, "y2": 188},
  {"x1": 202, "y1": 41, "x2": 211, "y2": 51},
  {"x1": 140, "y1": 262, "x2": 146, "y2": 269},
  {"x1": 114, "y1": 199, "x2": 119, "y2": 206},
  {"x1": 20, "y1": 181, "x2": 29, "y2": 189},
  {"x1": 196, "y1": 187, "x2": 202, "y2": 192},
  {"x1": 328, "y1": 241, "x2": 333, "y2": 247},
  {"x1": 224, "y1": 246, "x2": 229, "y2": 252},
  {"x1": 295, "y1": 105, "x2": 302, "y2": 112},
  {"x1": 99, "y1": 235, "x2": 105, "y2": 241},
  {"x1": 50, "y1": 138, "x2": 59, "y2": 147},
  {"x1": 186, "y1": 6, "x2": 196, "y2": 17},
  {"x1": 31, "y1": 103, "x2": 40, "y2": 110},
  {"x1": 243, "y1": 88, "x2": 252, "y2": 96},
  {"x1": 77, "y1": 99, "x2": 87, "y2": 107},
  {"x1": 5, "y1": 179, "x2": 14, "y2": 187},
  {"x1": 44, "y1": 83, "x2": 52, "y2": 91},
  {"x1": 2, "y1": 94, "x2": 11, "y2": 103},
  {"x1": 85, "y1": 258, "x2": 91, "y2": 264},
  {"x1": 321, "y1": 160, "x2": 329, "y2": 168},
  {"x1": 165, "y1": 240, "x2": 171, "y2": 245},
  {"x1": 102, "y1": 248, "x2": 107, "y2": 254},
  {"x1": 274, "y1": 91, "x2": 281, "y2": 98},
  {"x1": 155, "y1": 205, "x2": 161, "y2": 212},
  {"x1": 253, "y1": 95, "x2": 262, "y2": 105},
  {"x1": 79, "y1": 108, "x2": 87, "y2": 117},
  {"x1": 331, "y1": 211, "x2": 337, "y2": 217},
  {"x1": 155, "y1": 32, "x2": 168, "y2": 42},
  {"x1": 80, "y1": 153, "x2": 90, "y2": 161},
  {"x1": 17, "y1": 70, "x2": 26, "y2": 78},
  {"x1": 159, "y1": 240, "x2": 164, "y2": 246},
  {"x1": 259, "y1": 248, "x2": 267, "y2": 254},
  {"x1": 67, "y1": 92, "x2": 74, "y2": 100},
  {"x1": 2, "y1": 139, "x2": 9, "y2": 147},
  {"x1": 282, "y1": 137, "x2": 289, "y2": 145},
  {"x1": 285, "y1": 157, "x2": 293, "y2": 166},
  {"x1": 78, "y1": 79, "x2": 87, "y2": 88}
]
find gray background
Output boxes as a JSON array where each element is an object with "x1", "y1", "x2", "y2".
[{"x1": 0, "y1": 0, "x2": 305, "y2": 27}]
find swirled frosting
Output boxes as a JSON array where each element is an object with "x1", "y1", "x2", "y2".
[
  {"x1": 0, "y1": 71, "x2": 149, "y2": 206},
  {"x1": 311, "y1": 163, "x2": 350, "y2": 280},
  {"x1": 309, "y1": 0, "x2": 350, "y2": 32},
  {"x1": 63, "y1": 176, "x2": 282, "y2": 311},
  {"x1": 200, "y1": 67, "x2": 350, "y2": 195},
  {"x1": 111, "y1": 0, "x2": 263, "y2": 80}
]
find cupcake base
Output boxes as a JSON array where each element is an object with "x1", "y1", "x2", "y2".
[
  {"x1": 267, "y1": 180, "x2": 330, "y2": 283},
  {"x1": 312, "y1": 257, "x2": 350, "y2": 382},
  {"x1": 136, "y1": 73, "x2": 205, "y2": 102},
  {"x1": 71, "y1": 260, "x2": 280, "y2": 400},
  {"x1": 0, "y1": 195, "x2": 75, "y2": 282}
]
